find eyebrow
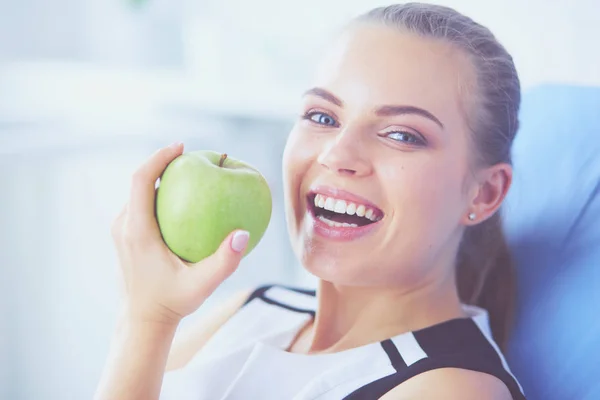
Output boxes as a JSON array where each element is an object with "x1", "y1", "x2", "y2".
[
  {"x1": 303, "y1": 87, "x2": 344, "y2": 107},
  {"x1": 375, "y1": 105, "x2": 444, "y2": 129},
  {"x1": 303, "y1": 87, "x2": 444, "y2": 129}
]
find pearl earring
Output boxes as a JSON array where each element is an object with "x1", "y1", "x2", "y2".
[{"x1": 468, "y1": 213, "x2": 476, "y2": 221}]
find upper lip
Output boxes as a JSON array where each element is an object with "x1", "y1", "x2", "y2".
[{"x1": 307, "y1": 185, "x2": 384, "y2": 214}]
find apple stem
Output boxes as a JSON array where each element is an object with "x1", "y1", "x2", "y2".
[{"x1": 219, "y1": 153, "x2": 228, "y2": 167}]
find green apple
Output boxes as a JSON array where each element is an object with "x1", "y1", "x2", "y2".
[{"x1": 155, "y1": 150, "x2": 272, "y2": 263}]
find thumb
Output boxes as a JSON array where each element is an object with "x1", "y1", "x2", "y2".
[{"x1": 188, "y1": 230, "x2": 250, "y2": 292}]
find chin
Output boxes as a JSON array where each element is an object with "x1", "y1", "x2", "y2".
[
  {"x1": 298, "y1": 242, "x2": 383, "y2": 287},
  {"x1": 284, "y1": 183, "x2": 398, "y2": 286}
]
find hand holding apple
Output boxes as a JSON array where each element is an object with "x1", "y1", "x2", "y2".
[
  {"x1": 155, "y1": 150, "x2": 272, "y2": 263},
  {"x1": 110, "y1": 143, "x2": 256, "y2": 325}
]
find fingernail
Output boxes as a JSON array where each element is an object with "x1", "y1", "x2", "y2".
[
  {"x1": 231, "y1": 231, "x2": 250, "y2": 253},
  {"x1": 168, "y1": 142, "x2": 182, "y2": 149}
]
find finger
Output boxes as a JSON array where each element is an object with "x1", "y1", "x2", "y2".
[
  {"x1": 129, "y1": 142, "x2": 184, "y2": 226},
  {"x1": 186, "y1": 230, "x2": 250, "y2": 294}
]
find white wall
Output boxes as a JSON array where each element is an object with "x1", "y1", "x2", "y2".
[
  {"x1": 180, "y1": 0, "x2": 600, "y2": 91},
  {"x1": 0, "y1": 0, "x2": 599, "y2": 98}
]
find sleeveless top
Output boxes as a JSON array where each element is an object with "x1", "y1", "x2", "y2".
[{"x1": 160, "y1": 284, "x2": 526, "y2": 400}]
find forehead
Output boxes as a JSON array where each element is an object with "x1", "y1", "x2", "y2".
[{"x1": 312, "y1": 23, "x2": 474, "y2": 123}]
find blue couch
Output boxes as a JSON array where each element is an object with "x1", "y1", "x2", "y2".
[{"x1": 504, "y1": 84, "x2": 600, "y2": 400}]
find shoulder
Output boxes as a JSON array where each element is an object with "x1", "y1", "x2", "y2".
[
  {"x1": 380, "y1": 368, "x2": 513, "y2": 400},
  {"x1": 166, "y1": 284, "x2": 315, "y2": 371},
  {"x1": 243, "y1": 283, "x2": 317, "y2": 313}
]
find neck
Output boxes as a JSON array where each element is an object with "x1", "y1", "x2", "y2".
[{"x1": 304, "y1": 267, "x2": 465, "y2": 354}]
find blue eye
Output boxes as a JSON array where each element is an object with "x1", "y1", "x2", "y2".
[
  {"x1": 386, "y1": 131, "x2": 425, "y2": 145},
  {"x1": 306, "y1": 112, "x2": 338, "y2": 127}
]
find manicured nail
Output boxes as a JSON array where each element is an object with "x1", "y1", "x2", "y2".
[{"x1": 231, "y1": 231, "x2": 250, "y2": 253}]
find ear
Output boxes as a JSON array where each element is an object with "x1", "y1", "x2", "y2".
[{"x1": 464, "y1": 163, "x2": 512, "y2": 225}]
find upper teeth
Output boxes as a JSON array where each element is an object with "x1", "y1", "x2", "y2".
[{"x1": 313, "y1": 194, "x2": 380, "y2": 222}]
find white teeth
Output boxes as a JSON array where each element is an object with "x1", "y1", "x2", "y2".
[
  {"x1": 346, "y1": 202, "x2": 356, "y2": 215},
  {"x1": 324, "y1": 197, "x2": 335, "y2": 211},
  {"x1": 333, "y1": 200, "x2": 346, "y2": 214},
  {"x1": 318, "y1": 195, "x2": 325, "y2": 208},
  {"x1": 317, "y1": 215, "x2": 335, "y2": 227},
  {"x1": 317, "y1": 215, "x2": 359, "y2": 228},
  {"x1": 356, "y1": 204, "x2": 366, "y2": 217},
  {"x1": 312, "y1": 194, "x2": 381, "y2": 223}
]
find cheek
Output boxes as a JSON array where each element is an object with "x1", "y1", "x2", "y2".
[
  {"x1": 282, "y1": 127, "x2": 317, "y2": 219},
  {"x1": 380, "y1": 155, "x2": 467, "y2": 223},
  {"x1": 283, "y1": 127, "x2": 311, "y2": 189},
  {"x1": 283, "y1": 125, "x2": 325, "y2": 181},
  {"x1": 373, "y1": 157, "x2": 466, "y2": 283}
]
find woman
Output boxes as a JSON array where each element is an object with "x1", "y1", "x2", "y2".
[{"x1": 95, "y1": 3, "x2": 526, "y2": 399}]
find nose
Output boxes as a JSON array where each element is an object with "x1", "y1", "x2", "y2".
[{"x1": 317, "y1": 127, "x2": 373, "y2": 177}]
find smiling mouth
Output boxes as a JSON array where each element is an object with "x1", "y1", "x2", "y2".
[{"x1": 307, "y1": 193, "x2": 384, "y2": 228}]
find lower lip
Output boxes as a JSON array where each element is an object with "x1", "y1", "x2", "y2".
[{"x1": 307, "y1": 211, "x2": 381, "y2": 241}]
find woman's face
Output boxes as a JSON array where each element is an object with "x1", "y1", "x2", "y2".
[{"x1": 282, "y1": 23, "x2": 479, "y2": 287}]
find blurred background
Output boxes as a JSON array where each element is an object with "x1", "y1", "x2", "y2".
[{"x1": 0, "y1": 0, "x2": 598, "y2": 399}]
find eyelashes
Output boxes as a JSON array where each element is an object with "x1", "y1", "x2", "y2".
[
  {"x1": 382, "y1": 131, "x2": 426, "y2": 146},
  {"x1": 302, "y1": 110, "x2": 339, "y2": 127},
  {"x1": 301, "y1": 110, "x2": 427, "y2": 146}
]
